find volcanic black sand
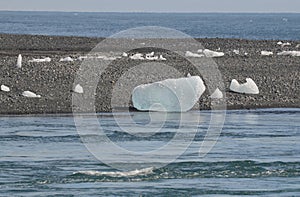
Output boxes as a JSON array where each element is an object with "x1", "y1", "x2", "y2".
[{"x1": 0, "y1": 33, "x2": 299, "y2": 114}]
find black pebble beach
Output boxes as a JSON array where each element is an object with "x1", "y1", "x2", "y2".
[{"x1": 0, "y1": 33, "x2": 299, "y2": 114}]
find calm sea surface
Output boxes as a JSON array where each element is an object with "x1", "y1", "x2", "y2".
[
  {"x1": 1, "y1": 109, "x2": 299, "y2": 196},
  {"x1": 0, "y1": 11, "x2": 300, "y2": 40}
]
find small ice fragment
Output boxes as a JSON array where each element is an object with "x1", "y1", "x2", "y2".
[
  {"x1": 146, "y1": 56, "x2": 159, "y2": 60},
  {"x1": 29, "y1": 57, "x2": 51, "y2": 63},
  {"x1": 233, "y1": 49, "x2": 240, "y2": 55},
  {"x1": 132, "y1": 76, "x2": 206, "y2": 112},
  {"x1": 22, "y1": 91, "x2": 41, "y2": 98},
  {"x1": 130, "y1": 53, "x2": 144, "y2": 60},
  {"x1": 277, "y1": 51, "x2": 300, "y2": 57},
  {"x1": 103, "y1": 56, "x2": 118, "y2": 61},
  {"x1": 296, "y1": 44, "x2": 300, "y2": 48},
  {"x1": 74, "y1": 84, "x2": 83, "y2": 94},
  {"x1": 261, "y1": 51, "x2": 273, "y2": 56},
  {"x1": 277, "y1": 41, "x2": 283, "y2": 45},
  {"x1": 122, "y1": 52, "x2": 128, "y2": 57},
  {"x1": 210, "y1": 88, "x2": 223, "y2": 99},
  {"x1": 16, "y1": 54, "x2": 22, "y2": 68},
  {"x1": 77, "y1": 56, "x2": 88, "y2": 61},
  {"x1": 187, "y1": 73, "x2": 192, "y2": 78},
  {"x1": 146, "y1": 52, "x2": 155, "y2": 57},
  {"x1": 1, "y1": 85, "x2": 10, "y2": 92},
  {"x1": 185, "y1": 51, "x2": 204, "y2": 58},
  {"x1": 197, "y1": 49, "x2": 203, "y2": 53},
  {"x1": 244, "y1": 52, "x2": 248, "y2": 56},
  {"x1": 159, "y1": 55, "x2": 167, "y2": 61},
  {"x1": 203, "y1": 49, "x2": 224, "y2": 58},
  {"x1": 230, "y1": 78, "x2": 259, "y2": 94},
  {"x1": 282, "y1": 42, "x2": 291, "y2": 47},
  {"x1": 60, "y1": 57, "x2": 74, "y2": 62}
]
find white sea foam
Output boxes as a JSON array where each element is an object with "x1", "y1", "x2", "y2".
[{"x1": 74, "y1": 167, "x2": 154, "y2": 177}]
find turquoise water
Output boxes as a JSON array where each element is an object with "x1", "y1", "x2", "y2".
[
  {"x1": 0, "y1": 11, "x2": 300, "y2": 40},
  {"x1": 1, "y1": 109, "x2": 299, "y2": 196}
]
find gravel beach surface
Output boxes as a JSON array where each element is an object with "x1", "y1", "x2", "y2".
[{"x1": 0, "y1": 33, "x2": 299, "y2": 114}]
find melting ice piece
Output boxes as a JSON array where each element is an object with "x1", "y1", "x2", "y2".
[
  {"x1": 261, "y1": 51, "x2": 273, "y2": 56},
  {"x1": 277, "y1": 51, "x2": 300, "y2": 57},
  {"x1": 77, "y1": 56, "x2": 88, "y2": 61},
  {"x1": 29, "y1": 57, "x2": 51, "y2": 63},
  {"x1": 203, "y1": 49, "x2": 224, "y2": 57},
  {"x1": 22, "y1": 91, "x2": 41, "y2": 98},
  {"x1": 233, "y1": 49, "x2": 240, "y2": 55},
  {"x1": 277, "y1": 41, "x2": 283, "y2": 45},
  {"x1": 230, "y1": 78, "x2": 259, "y2": 94},
  {"x1": 210, "y1": 88, "x2": 223, "y2": 99},
  {"x1": 130, "y1": 53, "x2": 144, "y2": 60},
  {"x1": 16, "y1": 54, "x2": 22, "y2": 68},
  {"x1": 185, "y1": 51, "x2": 204, "y2": 58},
  {"x1": 132, "y1": 76, "x2": 206, "y2": 112},
  {"x1": 1, "y1": 85, "x2": 10, "y2": 92},
  {"x1": 122, "y1": 52, "x2": 128, "y2": 57},
  {"x1": 60, "y1": 57, "x2": 74, "y2": 62},
  {"x1": 159, "y1": 55, "x2": 167, "y2": 61},
  {"x1": 74, "y1": 84, "x2": 83, "y2": 94},
  {"x1": 282, "y1": 42, "x2": 291, "y2": 47}
]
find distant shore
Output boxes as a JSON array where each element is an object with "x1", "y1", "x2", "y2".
[{"x1": 0, "y1": 33, "x2": 299, "y2": 114}]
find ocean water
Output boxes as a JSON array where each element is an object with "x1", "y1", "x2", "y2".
[
  {"x1": 1, "y1": 109, "x2": 299, "y2": 196},
  {"x1": 0, "y1": 11, "x2": 300, "y2": 40}
]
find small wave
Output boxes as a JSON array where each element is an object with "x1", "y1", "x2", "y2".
[{"x1": 73, "y1": 167, "x2": 154, "y2": 177}]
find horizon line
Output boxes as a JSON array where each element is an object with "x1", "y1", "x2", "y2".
[{"x1": 0, "y1": 10, "x2": 299, "y2": 14}]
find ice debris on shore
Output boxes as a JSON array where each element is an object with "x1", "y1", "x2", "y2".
[
  {"x1": 129, "y1": 52, "x2": 166, "y2": 61},
  {"x1": 29, "y1": 57, "x2": 51, "y2": 63},
  {"x1": 132, "y1": 76, "x2": 205, "y2": 112},
  {"x1": 261, "y1": 51, "x2": 273, "y2": 56},
  {"x1": 185, "y1": 51, "x2": 204, "y2": 57},
  {"x1": 1, "y1": 85, "x2": 10, "y2": 92},
  {"x1": 210, "y1": 88, "x2": 223, "y2": 99},
  {"x1": 60, "y1": 57, "x2": 74, "y2": 62},
  {"x1": 277, "y1": 51, "x2": 300, "y2": 57},
  {"x1": 230, "y1": 78, "x2": 259, "y2": 94},
  {"x1": 233, "y1": 49, "x2": 240, "y2": 55},
  {"x1": 277, "y1": 41, "x2": 291, "y2": 47},
  {"x1": 16, "y1": 54, "x2": 22, "y2": 68},
  {"x1": 130, "y1": 53, "x2": 144, "y2": 60},
  {"x1": 74, "y1": 84, "x2": 84, "y2": 94},
  {"x1": 22, "y1": 91, "x2": 41, "y2": 98},
  {"x1": 198, "y1": 49, "x2": 225, "y2": 58}
]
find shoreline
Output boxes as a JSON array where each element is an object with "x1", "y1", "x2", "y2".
[{"x1": 0, "y1": 33, "x2": 299, "y2": 114}]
